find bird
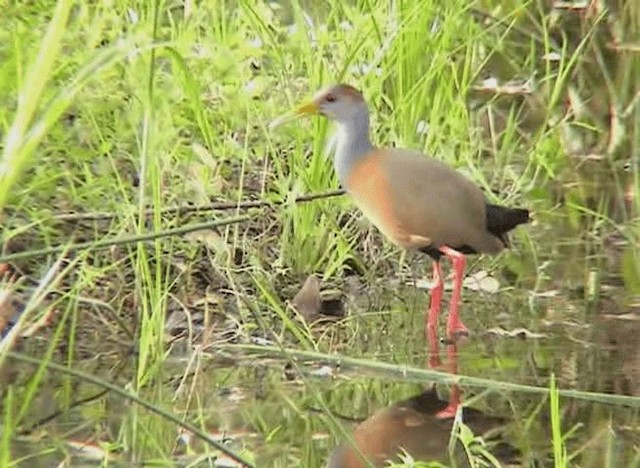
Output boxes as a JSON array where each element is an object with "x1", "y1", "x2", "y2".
[{"x1": 271, "y1": 84, "x2": 530, "y2": 341}]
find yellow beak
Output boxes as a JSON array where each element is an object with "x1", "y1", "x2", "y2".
[{"x1": 270, "y1": 101, "x2": 319, "y2": 129}]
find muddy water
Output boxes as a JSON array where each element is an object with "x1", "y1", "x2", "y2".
[
  {"x1": 155, "y1": 252, "x2": 640, "y2": 467},
  {"x1": 215, "y1": 260, "x2": 640, "y2": 467}
]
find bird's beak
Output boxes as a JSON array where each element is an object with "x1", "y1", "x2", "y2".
[{"x1": 270, "y1": 101, "x2": 319, "y2": 129}]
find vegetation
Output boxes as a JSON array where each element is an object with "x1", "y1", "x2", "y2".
[{"x1": 0, "y1": 0, "x2": 638, "y2": 466}]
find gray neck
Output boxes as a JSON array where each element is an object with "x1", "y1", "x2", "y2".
[{"x1": 333, "y1": 109, "x2": 373, "y2": 186}]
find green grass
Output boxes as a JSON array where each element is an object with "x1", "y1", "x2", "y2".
[
  {"x1": 549, "y1": 373, "x2": 568, "y2": 468},
  {"x1": 0, "y1": 0, "x2": 639, "y2": 466}
]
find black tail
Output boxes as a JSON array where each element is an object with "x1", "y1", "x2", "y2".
[
  {"x1": 486, "y1": 204, "x2": 530, "y2": 246},
  {"x1": 419, "y1": 203, "x2": 530, "y2": 261}
]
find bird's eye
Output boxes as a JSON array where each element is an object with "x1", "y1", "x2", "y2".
[{"x1": 325, "y1": 94, "x2": 336, "y2": 103}]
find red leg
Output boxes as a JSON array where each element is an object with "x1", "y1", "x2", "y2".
[
  {"x1": 435, "y1": 341, "x2": 462, "y2": 419},
  {"x1": 438, "y1": 246, "x2": 469, "y2": 340},
  {"x1": 426, "y1": 261, "x2": 443, "y2": 335},
  {"x1": 426, "y1": 261, "x2": 444, "y2": 367}
]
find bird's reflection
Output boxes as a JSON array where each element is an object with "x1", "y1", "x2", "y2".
[
  {"x1": 328, "y1": 325, "x2": 517, "y2": 467},
  {"x1": 426, "y1": 317, "x2": 462, "y2": 419},
  {"x1": 327, "y1": 385, "x2": 517, "y2": 468}
]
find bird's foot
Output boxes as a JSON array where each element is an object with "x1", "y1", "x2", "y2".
[{"x1": 446, "y1": 319, "x2": 469, "y2": 342}]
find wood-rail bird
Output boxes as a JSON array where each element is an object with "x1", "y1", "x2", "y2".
[{"x1": 272, "y1": 84, "x2": 530, "y2": 340}]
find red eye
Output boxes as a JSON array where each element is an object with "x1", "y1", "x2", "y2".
[{"x1": 325, "y1": 94, "x2": 336, "y2": 103}]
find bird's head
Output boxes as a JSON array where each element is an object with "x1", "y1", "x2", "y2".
[{"x1": 271, "y1": 83, "x2": 367, "y2": 128}]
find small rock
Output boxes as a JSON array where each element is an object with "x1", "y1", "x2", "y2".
[{"x1": 292, "y1": 275, "x2": 322, "y2": 322}]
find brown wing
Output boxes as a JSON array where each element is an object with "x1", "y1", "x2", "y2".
[
  {"x1": 345, "y1": 148, "x2": 504, "y2": 253},
  {"x1": 378, "y1": 148, "x2": 503, "y2": 254}
]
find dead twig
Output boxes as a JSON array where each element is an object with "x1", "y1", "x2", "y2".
[
  {"x1": 0, "y1": 214, "x2": 255, "y2": 263},
  {"x1": 49, "y1": 189, "x2": 346, "y2": 222}
]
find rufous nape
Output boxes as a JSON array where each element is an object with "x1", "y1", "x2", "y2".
[{"x1": 272, "y1": 84, "x2": 530, "y2": 341}]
